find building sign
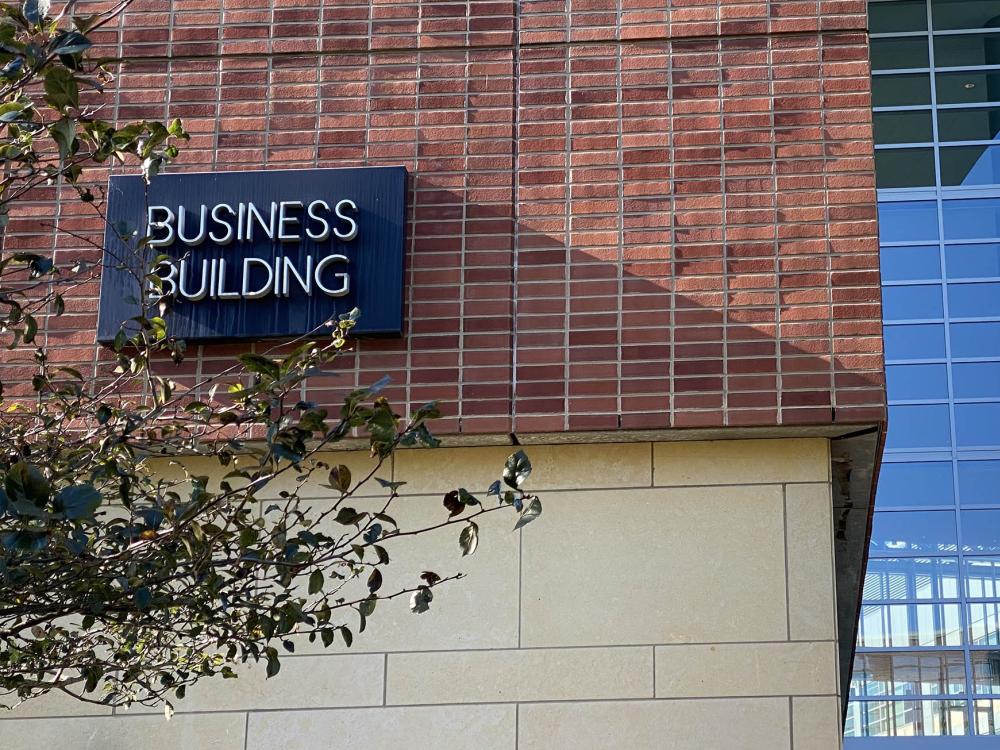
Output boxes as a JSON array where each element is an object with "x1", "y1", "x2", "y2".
[{"x1": 96, "y1": 166, "x2": 407, "y2": 342}]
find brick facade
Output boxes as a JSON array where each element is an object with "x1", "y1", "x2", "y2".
[{"x1": 2, "y1": 0, "x2": 885, "y2": 437}]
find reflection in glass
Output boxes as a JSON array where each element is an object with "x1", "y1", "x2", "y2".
[
  {"x1": 935, "y1": 33, "x2": 1000, "y2": 68},
  {"x1": 886, "y1": 363, "x2": 949, "y2": 400},
  {"x1": 966, "y1": 558, "x2": 1000, "y2": 598},
  {"x1": 870, "y1": 0, "x2": 929, "y2": 32},
  {"x1": 873, "y1": 74, "x2": 933, "y2": 106},
  {"x1": 937, "y1": 70, "x2": 1000, "y2": 105},
  {"x1": 945, "y1": 243, "x2": 1000, "y2": 279},
  {"x1": 884, "y1": 323, "x2": 947, "y2": 360},
  {"x1": 938, "y1": 107, "x2": 1000, "y2": 142},
  {"x1": 883, "y1": 284, "x2": 944, "y2": 321},
  {"x1": 874, "y1": 110, "x2": 934, "y2": 145},
  {"x1": 871, "y1": 510, "x2": 957, "y2": 554},
  {"x1": 853, "y1": 652, "x2": 966, "y2": 696},
  {"x1": 876, "y1": 462, "x2": 954, "y2": 507},
  {"x1": 878, "y1": 202, "x2": 939, "y2": 243},
  {"x1": 975, "y1": 699, "x2": 1000, "y2": 734},
  {"x1": 871, "y1": 38, "x2": 930, "y2": 70},
  {"x1": 955, "y1": 403, "x2": 1000, "y2": 448},
  {"x1": 864, "y1": 557, "x2": 960, "y2": 600},
  {"x1": 950, "y1": 322, "x2": 1000, "y2": 357},
  {"x1": 941, "y1": 145, "x2": 1000, "y2": 186},
  {"x1": 877, "y1": 148, "x2": 937, "y2": 189},
  {"x1": 942, "y1": 199, "x2": 1000, "y2": 240},
  {"x1": 969, "y1": 601, "x2": 1000, "y2": 645},
  {"x1": 882, "y1": 246, "x2": 941, "y2": 282},
  {"x1": 859, "y1": 603, "x2": 963, "y2": 646},
  {"x1": 958, "y1": 461, "x2": 1000, "y2": 504},
  {"x1": 948, "y1": 281, "x2": 1000, "y2": 317},
  {"x1": 972, "y1": 651, "x2": 1000, "y2": 693},
  {"x1": 931, "y1": 0, "x2": 1000, "y2": 31},
  {"x1": 886, "y1": 405, "x2": 952, "y2": 450},
  {"x1": 844, "y1": 699, "x2": 968, "y2": 736},
  {"x1": 962, "y1": 509, "x2": 1000, "y2": 553}
]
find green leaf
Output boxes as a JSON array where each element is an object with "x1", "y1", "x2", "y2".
[
  {"x1": 359, "y1": 595, "x2": 376, "y2": 617},
  {"x1": 23, "y1": 0, "x2": 50, "y2": 25},
  {"x1": 513, "y1": 497, "x2": 542, "y2": 531},
  {"x1": 238, "y1": 352, "x2": 280, "y2": 381},
  {"x1": 328, "y1": 464, "x2": 351, "y2": 493},
  {"x1": 308, "y1": 569, "x2": 324, "y2": 594},
  {"x1": 459, "y1": 521, "x2": 478, "y2": 557},
  {"x1": 320, "y1": 628, "x2": 334, "y2": 647},
  {"x1": 265, "y1": 647, "x2": 280, "y2": 678},
  {"x1": 44, "y1": 66, "x2": 78, "y2": 112},
  {"x1": 502, "y1": 450, "x2": 532, "y2": 489},
  {"x1": 50, "y1": 30, "x2": 91, "y2": 55},
  {"x1": 22, "y1": 313, "x2": 37, "y2": 344},
  {"x1": 334, "y1": 507, "x2": 361, "y2": 526},
  {"x1": 5, "y1": 462, "x2": 49, "y2": 505},
  {"x1": 367, "y1": 568, "x2": 382, "y2": 593},
  {"x1": 338, "y1": 626, "x2": 353, "y2": 648},
  {"x1": 410, "y1": 586, "x2": 433, "y2": 614},
  {"x1": 56, "y1": 484, "x2": 102, "y2": 519}
]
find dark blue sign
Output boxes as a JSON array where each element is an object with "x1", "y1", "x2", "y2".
[{"x1": 97, "y1": 166, "x2": 407, "y2": 342}]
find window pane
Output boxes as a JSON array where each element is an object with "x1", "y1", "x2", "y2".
[
  {"x1": 963, "y1": 509, "x2": 1000, "y2": 553},
  {"x1": 873, "y1": 74, "x2": 932, "y2": 106},
  {"x1": 969, "y1": 601, "x2": 1000, "y2": 644},
  {"x1": 853, "y1": 652, "x2": 966, "y2": 697},
  {"x1": 941, "y1": 145, "x2": 1000, "y2": 187},
  {"x1": 945, "y1": 243, "x2": 1000, "y2": 279},
  {"x1": 954, "y1": 363, "x2": 1000, "y2": 399},
  {"x1": 877, "y1": 462, "x2": 954, "y2": 507},
  {"x1": 885, "y1": 323, "x2": 947, "y2": 360},
  {"x1": 882, "y1": 246, "x2": 941, "y2": 282},
  {"x1": 871, "y1": 510, "x2": 958, "y2": 554},
  {"x1": 845, "y1": 699, "x2": 969, "y2": 737},
  {"x1": 886, "y1": 363, "x2": 949, "y2": 400},
  {"x1": 938, "y1": 107, "x2": 1000, "y2": 142},
  {"x1": 955, "y1": 403, "x2": 1000, "y2": 447},
  {"x1": 874, "y1": 111, "x2": 934, "y2": 145},
  {"x1": 948, "y1": 282, "x2": 1000, "y2": 317},
  {"x1": 943, "y1": 199, "x2": 1000, "y2": 241},
  {"x1": 935, "y1": 32, "x2": 1000, "y2": 67},
  {"x1": 975, "y1": 698, "x2": 1000, "y2": 734},
  {"x1": 877, "y1": 148, "x2": 937, "y2": 189},
  {"x1": 864, "y1": 557, "x2": 960, "y2": 600},
  {"x1": 886, "y1": 404, "x2": 952, "y2": 449},
  {"x1": 952, "y1": 322, "x2": 1000, "y2": 357},
  {"x1": 871, "y1": 38, "x2": 930, "y2": 70},
  {"x1": 879, "y1": 201, "x2": 940, "y2": 243},
  {"x1": 884, "y1": 285, "x2": 944, "y2": 321},
  {"x1": 958, "y1": 460, "x2": 1000, "y2": 504},
  {"x1": 858, "y1": 603, "x2": 964, "y2": 646},
  {"x1": 937, "y1": 70, "x2": 1000, "y2": 105},
  {"x1": 931, "y1": 0, "x2": 1000, "y2": 31},
  {"x1": 870, "y1": 0, "x2": 929, "y2": 32},
  {"x1": 966, "y1": 557, "x2": 1000, "y2": 598},
  {"x1": 972, "y1": 651, "x2": 1000, "y2": 693}
]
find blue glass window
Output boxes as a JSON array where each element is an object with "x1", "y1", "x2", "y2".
[
  {"x1": 962, "y1": 510, "x2": 1000, "y2": 554},
  {"x1": 887, "y1": 363, "x2": 949, "y2": 399},
  {"x1": 871, "y1": 38, "x2": 931, "y2": 70},
  {"x1": 931, "y1": 0, "x2": 1000, "y2": 31},
  {"x1": 879, "y1": 202, "x2": 940, "y2": 243},
  {"x1": 955, "y1": 402, "x2": 1000, "y2": 447},
  {"x1": 871, "y1": 510, "x2": 959, "y2": 555},
  {"x1": 953, "y1": 362, "x2": 1000, "y2": 399},
  {"x1": 884, "y1": 285, "x2": 944, "y2": 321},
  {"x1": 965, "y1": 557, "x2": 1000, "y2": 597},
  {"x1": 945, "y1": 243, "x2": 1000, "y2": 279},
  {"x1": 870, "y1": 0, "x2": 929, "y2": 32},
  {"x1": 877, "y1": 149, "x2": 938, "y2": 189},
  {"x1": 853, "y1": 652, "x2": 966, "y2": 696},
  {"x1": 858, "y1": 602, "x2": 964, "y2": 645},
  {"x1": 885, "y1": 323, "x2": 948, "y2": 360},
  {"x1": 873, "y1": 74, "x2": 933, "y2": 107},
  {"x1": 948, "y1": 282, "x2": 1000, "y2": 318},
  {"x1": 887, "y1": 404, "x2": 953, "y2": 449},
  {"x1": 935, "y1": 33, "x2": 1000, "y2": 67},
  {"x1": 941, "y1": 145, "x2": 1000, "y2": 187},
  {"x1": 951, "y1": 322, "x2": 1000, "y2": 357},
  {"x1": 937, "y1": 70, "x2": 1000, "y2": 105},
  {"x1": 938, "y1": 107, "x2": 1000, "y2": 142},
  {"x1": 877, "y1": 462, "x2": 955, "y2": 507},
  {"x1": 875, "y1": 111, "x2": 935, "y2": 145},
  {"x1": 864, "y1": 557, "x2": 961, "y2": 600},
  {"x1": 958, "y1": 461, "x2": 1000, "y2": 504},
  {"x1": 882, "y1": 246, "x2": 941, "y2": 282},
  {"x1": 943, "y1": 199, "x2": 1000, "y2": 240}
]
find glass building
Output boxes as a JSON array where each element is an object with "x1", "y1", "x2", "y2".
[{"x1": 846, "y1": 0, "x2": 1000, "y2": 743}]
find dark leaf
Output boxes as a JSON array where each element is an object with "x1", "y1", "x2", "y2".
[
  {"x1": 420, "y1": 571, "x2": 441, "y2": 586},
  {"x1": 328, "y1": 464, "x2": 351, "y2": 493},
  {"x1": 459, "y1": 521, "x2": 479, "y2": 557},
  {"x1": 513, "y1": 497, "x2": 543, "y2": 531},
  {"x1": 409, "y1": 586, "x2": 433, "y2": 614},
  {"x1": 43, "y1": 66, "x2": 78, "y2": 111},
  {"x1": 238, "y1": 352, "x2": 280, "y2": 381},
  {"x1": 443, "y1": 490, "x2": 463, "y2": 518},
  {"x1": 56, "y1": 484, "x2": 102, "y2": 519},
  {"x1": 367, "y1": 568, "x2": 382, "y2": 593},
  {"x1": 502, "y1": 450, "x2": 532, "y2": 489},
  {"x1": 308, "y1": 569, "x2": 324, "y2": 594}
]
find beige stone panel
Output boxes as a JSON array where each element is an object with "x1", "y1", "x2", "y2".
[
  {"x1": 0, "y1": 713, "x2": 245, "y2": 750},
  {"x1": 518, "y1": 697, "x2": 790, "y2": 750},
  {"x1": 246, "y1": 704, "x2": 516, "y2": 750},
  {"x1": 520, "y1": 486, "x2": 787, "y2": 646},
  {"x1": 793, "y1": 696, "x2": 843, "y2": 750},
  {"x1": 393, "y1": 442, "x2": 652, "y2": 496},
  {"x1": 130, "y1": 653, "x2": 382, "y2": 713},
  {"x1": 786, "y1": 483, "x2": 838, "y2": 641},
  {"x1": 295, "y1": 492, "x2": 520, "y2": 653},
  {"x1": 386, "y1": 646, "x2": 653, "y2": 705},
  {"x1": 0, "y1": 689, "x2": 113, "y2": 718},
  {"x1": 654, "y1": 642, "x2": 838, "y2": 698},
  {"x1": 653, "y1": 438, "x2": 829, "y2": 486}
]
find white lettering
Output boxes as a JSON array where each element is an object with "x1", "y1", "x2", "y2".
[
  {"x1": 178, "y1": 259, "x2": 210, "y2": 301},
  {"x1": 177, "y1": 204, "x2": 208, "y2": 246},
  {"x1": 306, "y1": 199, "x2": 331, "y2": 241},
  {"x1": 242, "y1": 257, "x2": 273, "y2": 299},
  {"x1": 147, "y1": 206, "x2": 175, "y2": 248},
  {"x1": 314, "y1": 254, "x2": 350, "y2": 297},
  {"x1": 209, "y1": 204, "x2": 236, "y2": 244},
  {"x1": 246, "y1": 201, "x2": 276, "y2": 241},
  {"x1": 333, "y1": 199, "x2": 358, "y2": 241},
  {"x1": 278, "y1": 201, "x2": 303, "y2": 242}
]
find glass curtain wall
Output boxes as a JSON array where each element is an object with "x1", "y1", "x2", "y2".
[{"x1": 847, "y1": 0, "x2": 1000, "y2": 740}]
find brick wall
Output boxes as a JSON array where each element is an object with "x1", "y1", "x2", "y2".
[{"x1": 2, "y1": 0, "x2": 886, "y2": 437}]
